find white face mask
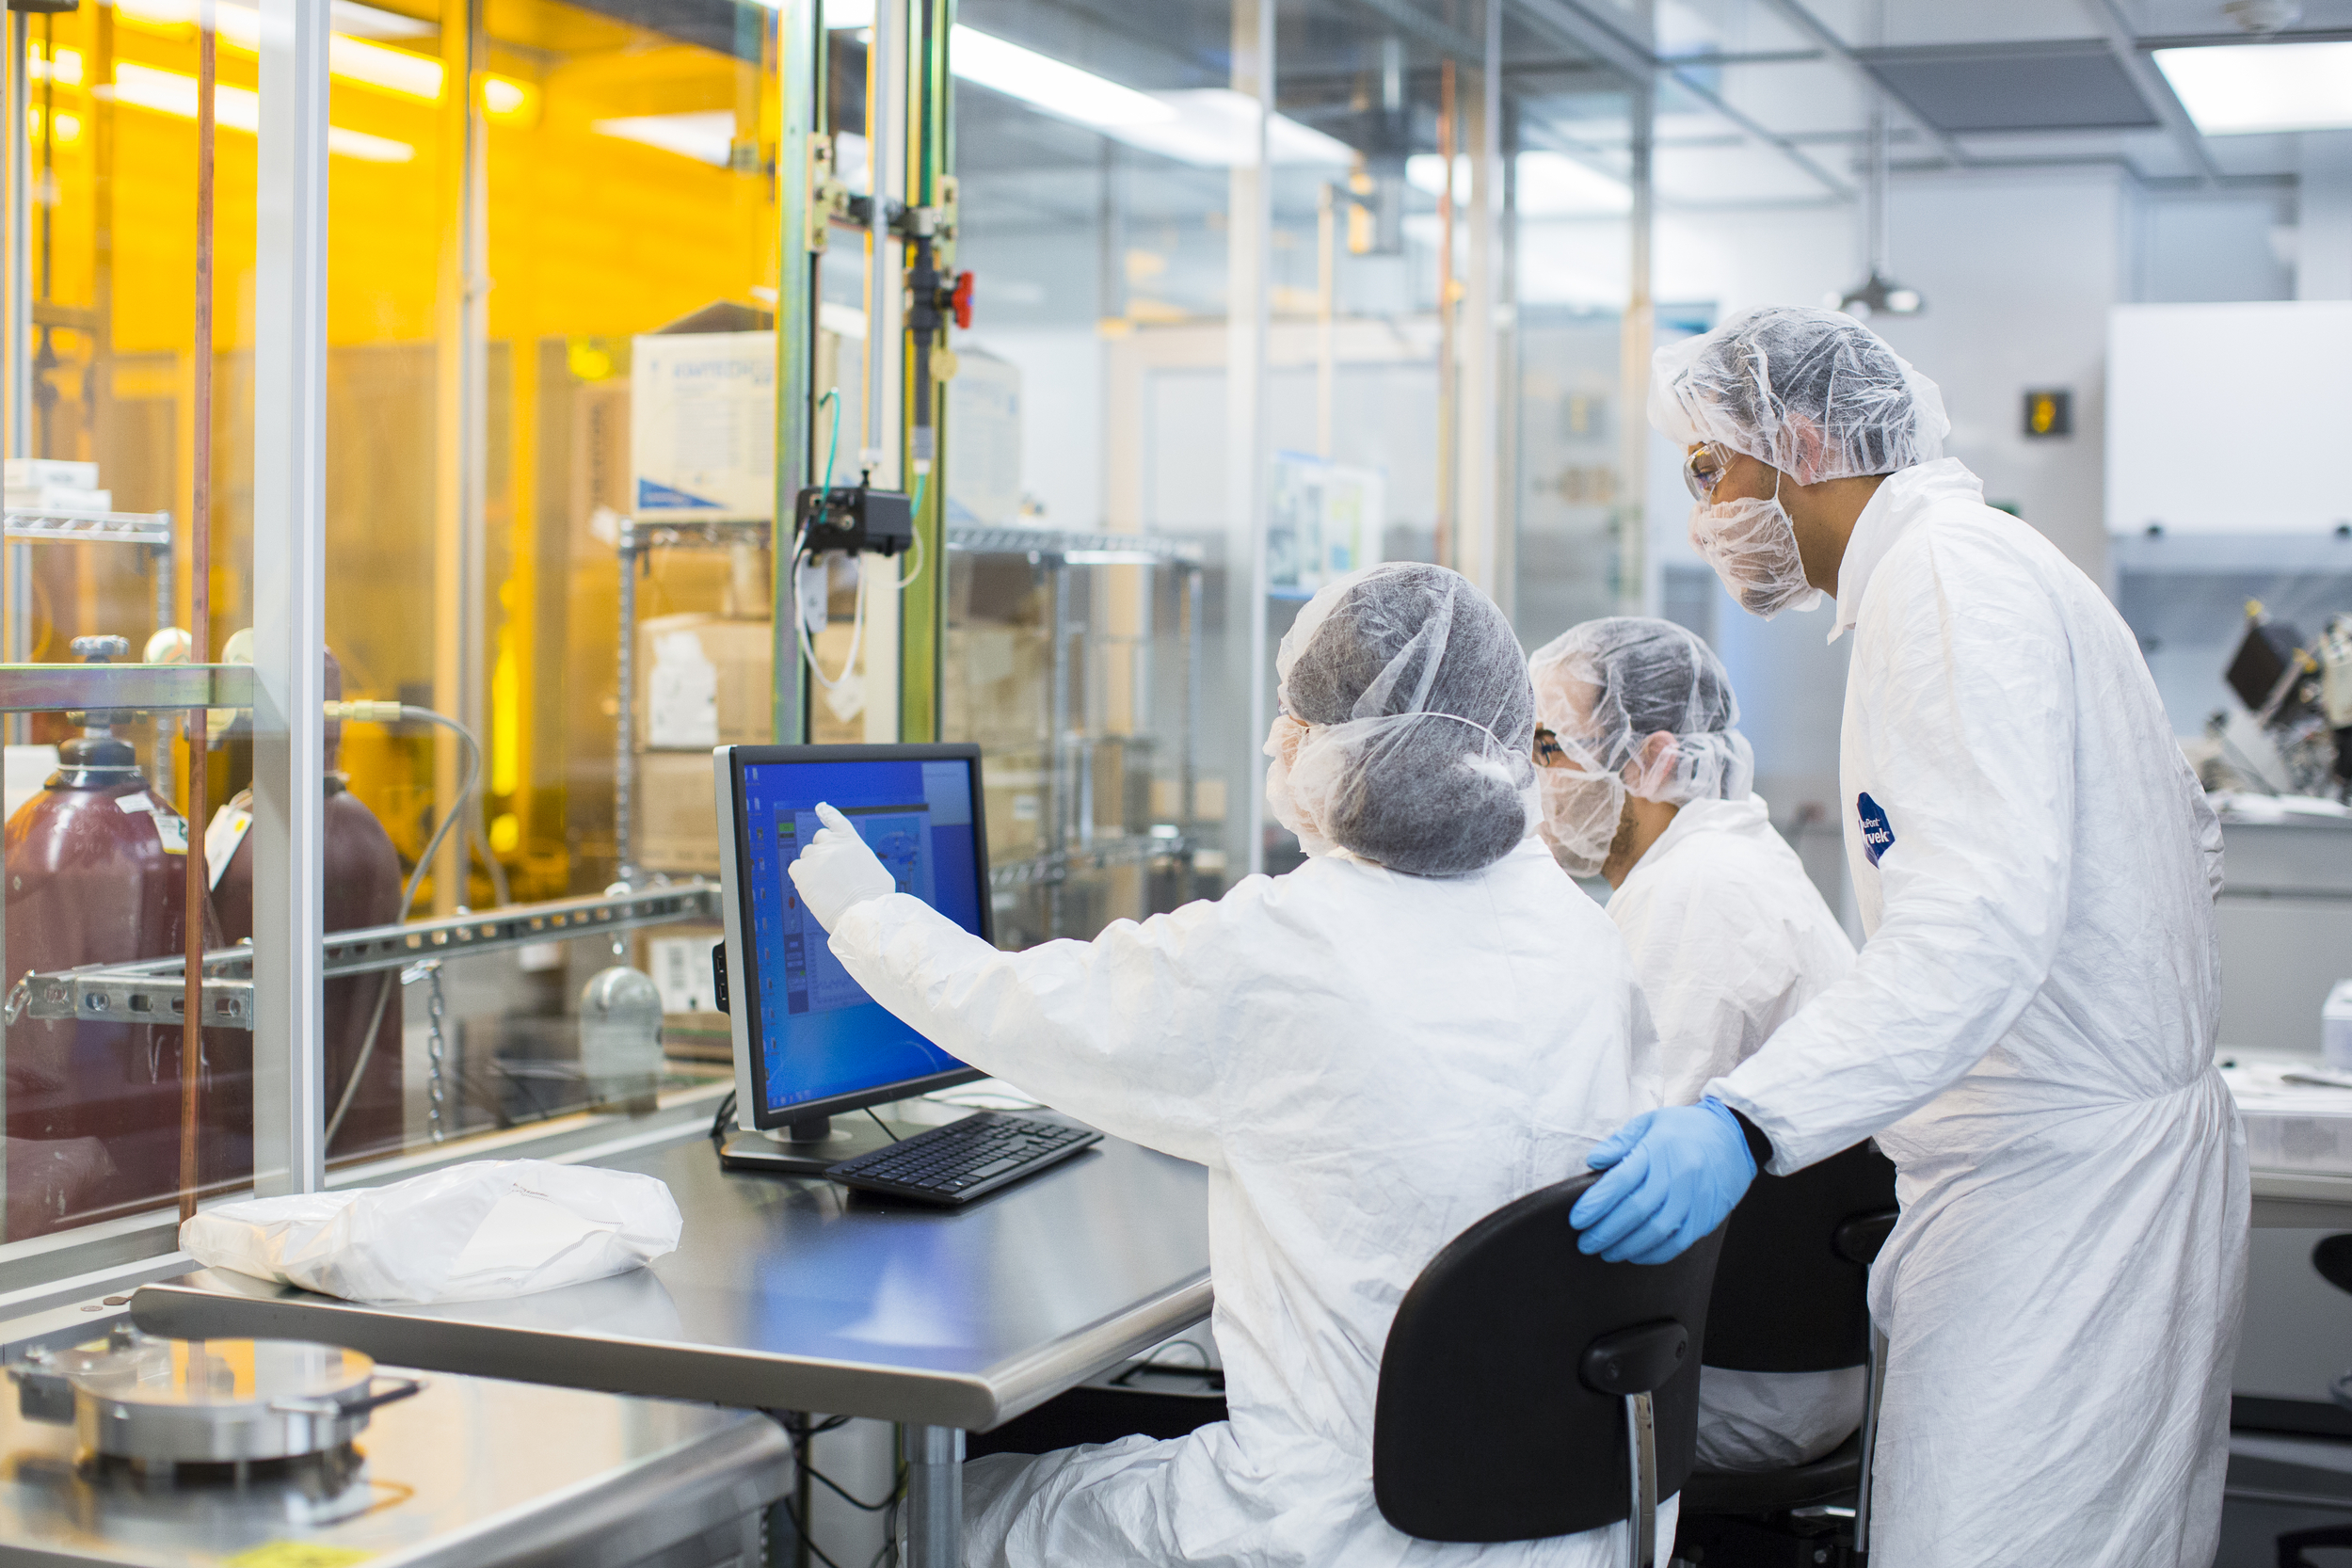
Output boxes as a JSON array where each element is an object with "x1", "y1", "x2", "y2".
[
  {"x1": 1263, "y1": 714, "x2": 1339, "y2": 860},
  {"x1": 1534, "y1": 762, "x2": 1624, "y2": 878},
  {"x1": 1688, "y1": 466, "x2": 1824, "y2": 619}
]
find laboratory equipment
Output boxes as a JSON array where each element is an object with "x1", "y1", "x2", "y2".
[
  {"x1": 824, "y1": 1110, "x2": 1099, "y2": 1205},
  {"x1": 0, "y1": 1325, "x2": 787, "y2": 1568},
  {"x1": 3, "y1": 635, "x2": 233, "y2": 1240},
  {"x1": 581, "y1": 965, "x2": 665, "y2": 1110},
  {"x1": 2217, "y1": 603, "x2": 2352, "y2": 798},
  {"x1": 712, "y1": 742, "x2": 987, "y2": 1174}
]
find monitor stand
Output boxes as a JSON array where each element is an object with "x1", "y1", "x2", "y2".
[{"x1": 718, "y1": 1112, "x2": 933, "y2": 1176}]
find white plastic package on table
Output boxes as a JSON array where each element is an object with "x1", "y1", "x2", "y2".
[
  {"x1": 180, "y1": 1160, "x2": 682, "y2": 1304},
  {"x1": 2222, "y1": 1058, "x2": 2352, "y2": 1176}
]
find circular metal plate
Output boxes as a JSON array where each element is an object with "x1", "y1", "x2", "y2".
[{"x1": 68, "y1": 1338, "x2": 377, "y2": 1464}]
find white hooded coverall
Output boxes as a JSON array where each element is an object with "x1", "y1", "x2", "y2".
[
  {"x1": 1606, "y1": 793, "x2": 1864, "y2": 1470},
  {"x1": 1708, "y1": 458, "x2": 2249, "y2": 1567},
  {"x1": 824, "y1": 837, "x2": 1668, "y2": 1568}
]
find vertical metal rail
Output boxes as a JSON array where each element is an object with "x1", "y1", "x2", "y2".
[
  {"x1": 1045, "y1": 559, "x2": 1068, "y2": 936},
  {"x1": 862, "y1": 0, "x2": 896, "y2": 482},
  {"x1": 1182, "y1": 566, "x2": 1199, "y2": 888},
  {"x1": 1228, "y1": 0, "x2": 1272, "y2": 878},
  {"x1": 900, "y1": 1424, "x2": 964, "y2": 1567},
  {"x1": 251, "y1": 0, "x2": 330, "y2": 1197},
  {"x1": 0, "y1": 7, "x2": 20, "y2": 1224},
  {"x1": 1435, "y1": 58, "x2": 1456, "y2": 572},
  {"x1": 179, "y1": 0, "x2": 218, "y2": 1224},
  {"x1": 1617, "y1": 0, "x2": 1655, "y2": 615},
  {"x1": 615, "y1": 527, "x2": 637, "y2": 880},
  {"x1": 772, "y1": 0, "x2": 816, "y2": 745}
]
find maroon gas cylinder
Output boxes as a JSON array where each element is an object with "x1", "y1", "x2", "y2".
[
  {"x1": 3, "y1": 729, "x2": 238, "y2": 1241},
  {"x1": 212, "y1": 649, "x2": 405, "y2": 1162}
]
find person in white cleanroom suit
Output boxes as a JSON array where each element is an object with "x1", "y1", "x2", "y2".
[
  {"x1": 1528, "y1": 616, "x2": 1862, "y2": 1474},
  {"x1": 1565, "y1": 305, "x2": 2248, "y2": 1568},
  {"x1": 789, "y1": 562, "x2": 1668, "y2": 1568}
]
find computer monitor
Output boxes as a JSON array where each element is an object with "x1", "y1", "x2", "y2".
[{"x1": 714, "y1": 743, "x2": 990, "y2": 1172}]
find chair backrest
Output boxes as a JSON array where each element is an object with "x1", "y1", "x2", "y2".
[
  {"x1": 2312, "y1": 1234, "x2": 2352, "y2": 1296},
  {"x1": 1700, "y1": 1140, "x2": 1897, "y2": 1375},
  {"x1": 1372, "y1": 1170, "x2": 1725, "y2": 1544}
]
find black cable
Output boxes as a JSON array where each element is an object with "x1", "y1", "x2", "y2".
[
  {"x1": 776, "y1": 1495, "x2": 847, "y2": 1568},
  {"x1": 808, "y1": 1461, "x2": 904, "y2": 1513},
  {"x1": 712, "y1": 1089, "x2": 737, "y2": 1146},
  {"x1": 864, "y1": 1107, "x2": 902, "y2": 1144}
]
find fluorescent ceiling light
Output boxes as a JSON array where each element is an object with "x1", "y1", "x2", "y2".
[
  {"x1": 111, "y1": 61, "x2": 413, "y2": 160},
  {"x1": 1409, "y1": 152, "x2": 1630, "y2": 216},
  {"x1": 819, "y1": 0, "x2": 873, "y2": 25},
  {"x1": 1109, "y1": 88, "x2": 1351, "y2": 168},
  {"x1": 2154, "y1": 41, "x2": 2352, "y2": 135},
  {"x1": 29, "y1": 44, "x2": 84, "y2": 86},
  {"x1": 114, "y1": 0, "x2": 528, "y2": 116},
  {"x1": 594, "y1": 111, "x2": 736, "y2": 167},
  {"x1": 950, "y1": 24, "x2": 1172, "y2": 127},
  {"x1": 26, "y1": 108, "x2": 84, "y2": 144}
]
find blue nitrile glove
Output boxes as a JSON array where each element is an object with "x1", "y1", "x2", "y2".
[{"x1": 1568, "y1": 1097, "x2": 1757, "y2": 1265}]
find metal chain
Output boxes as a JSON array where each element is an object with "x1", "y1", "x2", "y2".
[{"x1": 402, "y1": 959, "x2": 449, "y2": 1144}]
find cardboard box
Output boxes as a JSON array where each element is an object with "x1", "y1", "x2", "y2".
[
  {"x1": 638, "y1": 613, "x2": 775, "y2": 750},
  {"x1": 634, "y1": 748, "x2": 723, "y2": 874},
  {"x1": 631, "y1": 331, "x2": 776, "y2": 520}
]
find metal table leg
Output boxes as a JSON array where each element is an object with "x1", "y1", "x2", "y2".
[{"x1": 901, "y1": 1424, "x2": 964, "y2": 1567}]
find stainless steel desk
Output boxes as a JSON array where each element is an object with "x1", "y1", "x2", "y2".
[{"x1": 129, "y1": 1126, "x2": 1213, "y2": 1566}]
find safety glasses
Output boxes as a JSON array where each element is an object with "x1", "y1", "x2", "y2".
[{"x1": 1683, "y1": 441, "x2": 1735, "y2": 502}]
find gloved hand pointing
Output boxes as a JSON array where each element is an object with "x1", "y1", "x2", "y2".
[
  {"x1": 787, "y1": 803, "x2": 897, "y2": 932},
  {"x1": 1568, "y1": 1098, "x2": 1757, "y2": 1265}
]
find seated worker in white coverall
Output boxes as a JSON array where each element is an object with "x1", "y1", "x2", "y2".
[
  {"x1": 1526, "y1": 616, "x2": 1861, "y2": 1473},
  {"x1": 787, "y1": 561, "x2": 1668, "y2": 1568}
]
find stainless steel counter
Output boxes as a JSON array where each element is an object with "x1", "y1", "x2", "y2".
[
  {"x1": 130, "y1": 1127, "x2": 1213, "y2": 1433},
  {"x1": 0, "y1": 1364, "x2": 787, "y2": 1568}
]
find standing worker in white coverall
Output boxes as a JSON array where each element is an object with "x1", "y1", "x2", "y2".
[
  {"x1": 1566, "y1": 305, "x2": 2248, "y2": 1566},
  {"x1": 789, "y1": 562, "x2": 1669, "y2": 1568},
  {"x1": 1528, "y1": 617, "x2": 1863, "y2": 1473}
]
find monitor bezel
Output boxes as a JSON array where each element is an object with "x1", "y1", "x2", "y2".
[{"x1": 716, "y1": 742, "x2": 990, "y2": 1133}]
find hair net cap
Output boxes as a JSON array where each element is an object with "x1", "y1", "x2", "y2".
[
  {"x1": 1526, "y1": 617, "x2": 1755, "y2": 875},
  {"x1": 1648, "y1": 305, "x2": 1951, "y2": 486},
  {"x1": 1265, "y1": 563, "x2": 1537, "y2": 879}
]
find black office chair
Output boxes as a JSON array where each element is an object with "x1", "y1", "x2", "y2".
[
  {"x1": 1673, "y1": 1140, "x2": 1898, "y2": 1568},
  {"x1": 1374, "y1": 1170, "x2": 1727, "y2": 1568},
  {"x1": 2274, "y1": 1235, "x2": 2352, "y2": 1568}
]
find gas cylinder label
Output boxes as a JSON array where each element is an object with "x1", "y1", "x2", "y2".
[
  {"x1": 120, "y1": 791, "x2": 189, "y2": 855},
  {"x1": 151, "y1": 811, "x2": 189, "y2": 856},
  {"x1": 206, "y1": 800, "x2": 253, "y2": 887}
]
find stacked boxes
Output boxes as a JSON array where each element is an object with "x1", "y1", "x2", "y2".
[{"x1": 632, "y1": 614, "x2": 773, "y2": 875}]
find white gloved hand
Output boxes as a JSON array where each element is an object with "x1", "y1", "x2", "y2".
[{"x1": 787, "y1": 802, "x2": 897, "y2": 932}]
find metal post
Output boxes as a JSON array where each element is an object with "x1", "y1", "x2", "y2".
[
  {"x1": 900, "y1": 1424, "x2": 964, "y2": 1568},
  {"x1": 773, "y1": 0, "x2": 816, "y2": 745},
  {"x1": 615, "y1": 529, "x2": 638, "y2": 882},
  {"x1": 1853, "y1": 1325, "x2": 1889, "y2": 1562},
  {"x1": 1228, "y1": 0, "x2": 1272, "y2": 878},
  {"x1": 1182, "y1": 566, "x2": 1200, "y2": 875},
  {"x1": 1623, "y1": 1391, "x2": 1656, "y2": 1568},
  {"x1": 250, "y1": 0, "x2": 330, "y2": 1198},
  {"x1": 1045, "y1": 558, "x2": 1068, "y2": 936},
  {"x1": 1618, "y1": 0, "x2": 1655, "y2": 616}
]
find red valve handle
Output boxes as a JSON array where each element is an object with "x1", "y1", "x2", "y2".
[{"x1": 950, "y1": 271, "x2": 974, "y2": 331}]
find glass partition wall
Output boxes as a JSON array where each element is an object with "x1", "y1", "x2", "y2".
[{"x1": 0, "y1": 0, "x2": 1650, "y2": 1284}]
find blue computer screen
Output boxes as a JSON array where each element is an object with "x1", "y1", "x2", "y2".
[{"x1": 738, "y1": 757, "x2": 981, "y2": 1116}]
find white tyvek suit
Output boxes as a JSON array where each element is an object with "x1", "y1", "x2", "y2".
[
  {"x1": 1708, "y1": 458, "x2": 2248, "y2": 1567},
  {"x1": 1606, "y1": 793, "x2": 1864, "y2": 1471},
  {"x1": 824, "y1": 837, "x2": 1668, "y2": 1568}
]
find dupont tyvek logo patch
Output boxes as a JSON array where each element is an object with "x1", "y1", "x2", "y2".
[{"x1": 1857, "y1": 792, "x2": 1895, "y2": 868}]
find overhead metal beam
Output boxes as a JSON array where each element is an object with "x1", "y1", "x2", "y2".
[
  {"x1": 1348, "y1": 0, "x2": 1481, "y2": 63},
  {"x1": 2079, "y1": 0, "x2": 2221, "y2": 185},
  {"x1": 1753, "y1": 0, "x2": 1974, "y2": 171},
  {"x1": 1512, "y1": 0, "x2": 1856, "y2": 200}
]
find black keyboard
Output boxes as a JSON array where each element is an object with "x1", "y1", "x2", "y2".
[{"x1": 826, "y1": 1112, "x2": 1101, "y2": 1205}]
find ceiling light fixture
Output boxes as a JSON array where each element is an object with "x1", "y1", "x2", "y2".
[
  {"x1": 110, "y1": 61, "x2": 414, "y2": 161},
  {"x1": 948, "y1": 25, "x2": 1173, "y2": 128},
  {"x1": 2153, "y1": 40, "x2": 2352, "y2": 136},
  {"x1": 1832, "y1": 78, "x2": 1924, "y2": 319}
]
